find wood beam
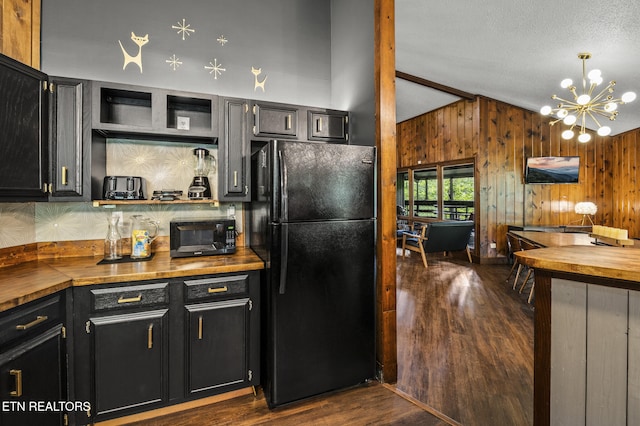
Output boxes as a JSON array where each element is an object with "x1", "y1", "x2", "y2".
[
  {"x1": 375, "y1": 0, "x2": 397, "y2": 383},
  {"x1": 396, "y1": 70, "x2": 476, "y2": 101}
]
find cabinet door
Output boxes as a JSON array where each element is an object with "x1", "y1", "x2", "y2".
[
  {"x1": 90, "y1": 309, "x2": 169, "y2": 419},
  {"x1": 0, "y1": 327, "x2": 64, "y2": 426},
  {"x1": 186, "y1": 299, "x2": 251, "y2": 394},
  {"x1": 252, "y1": 102, "x2": 298, "y2": 139},
  {"x1": 49, "y1": 77, "x2": 91, "y2": 200},
  {"x1": 219, "y1": 97, "x2": 249, "y2": 201},
  {"x1": 0, "y1": 53, "x2": 48, "y2": 201},
  {"x1": 307, "y1": 110, "x2": 349, "y2": 142}
]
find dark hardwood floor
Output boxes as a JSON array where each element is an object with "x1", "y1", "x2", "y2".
[
  {"x1": 112, "y1": 250, "x2": 533, "y2": 425},
  {"x1": 394, "y1": 249, "x2": 534, "y2": 425}
]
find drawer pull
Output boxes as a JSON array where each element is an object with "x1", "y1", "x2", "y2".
[
  {"x1": 198, "y1": 315, "x2": 203, "y2": 340},
  {"x1": 285, "y1": 114, "x2": 292, "y2": 130},
  {"x1": 16, "y1": 315, "x2": 48, "y2": 330},
  {"x1": 208, "y1": 286, "x2": 228, "y2": 294},
  {"x1": 10, "y1": 369, "x2": 22, "y2": 397},
  {"x1": 148, "y1": 324, "x2": 153, "y2": 349},
  {"x1": 118, "y1": 294, "x2": 142, "y2": 304}
]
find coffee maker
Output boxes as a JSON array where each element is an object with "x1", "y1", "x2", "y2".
[{"x1": 188, "y1": 147, "x2": 212, "y2": 199}]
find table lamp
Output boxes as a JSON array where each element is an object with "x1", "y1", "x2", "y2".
[{"x1": 574, "y1": 202, "x2": 597, "y2": 225}]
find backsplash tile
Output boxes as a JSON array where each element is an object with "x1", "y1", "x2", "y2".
[{"x1": 0, "y1": 139, "x2": 241, "y2": 249}]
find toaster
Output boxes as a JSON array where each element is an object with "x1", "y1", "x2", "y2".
[{"x1": 102, "y1": 176, "x2": 147, "y2": 200}]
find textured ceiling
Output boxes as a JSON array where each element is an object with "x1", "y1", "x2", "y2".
[{"x1": 395, "y1": 0, "x2": 640, "y2": 135}]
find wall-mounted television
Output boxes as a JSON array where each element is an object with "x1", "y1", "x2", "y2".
[{"x1": 525, "y1": 156, "x2": 580, "y2": 184}]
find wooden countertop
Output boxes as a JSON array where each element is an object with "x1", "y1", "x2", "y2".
[
  {"x1": 0, "y1": 247, "x2": 264, "y2": 312},
  {"x1": 515, "y1": 245, "x2": 640, "y2": 284}
]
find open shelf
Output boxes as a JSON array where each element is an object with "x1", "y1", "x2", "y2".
[
  {"x1": 92, "y1": 199, "x2": 220, "y2": 207},
  {"x1": 100, "y1": 87, "x2": 152, "y2": 128},
  {"x1": 167, "y1": 95, "x2": 212, "y2": 132}
]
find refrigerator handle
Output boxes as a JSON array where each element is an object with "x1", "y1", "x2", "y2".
[
  {"x1": 278, "y1": 149, "x2": 288, "y2": 221},
  {"x1": 279, "y1": 225, "x2": 288, "y2": 294}
]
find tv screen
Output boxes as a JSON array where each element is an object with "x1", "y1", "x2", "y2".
[{"x1": 525, "y1": 156, "x2": 580, "y2": 184}]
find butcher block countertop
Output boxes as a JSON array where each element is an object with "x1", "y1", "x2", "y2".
[
  {"x1": 0, "y1": 247, "x2": 264, "y2": 312},
  {"x1": 515, "y1": 245, "x2": 640, "y2": 284}
]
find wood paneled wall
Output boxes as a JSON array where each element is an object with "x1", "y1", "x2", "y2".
[
  {"x1": 611, "y1": 129, "x2": 640, "y2": 235},
  {"x1": 0, "y1": 0, "x2": 41, "y2": 68},
  {"x1": 397, "y1": 96, "x2": 628, "y2": 261}
]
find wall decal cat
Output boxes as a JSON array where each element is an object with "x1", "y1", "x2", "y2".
[
  {"x1": 252, "y1": 67, "x2": 267, "y2": 92},
  {"x1": 118, "y1": 32, "x2": 149, "y2": 73}
]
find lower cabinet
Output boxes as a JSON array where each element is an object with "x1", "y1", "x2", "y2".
[
  {"x1": 0, "y1": 293, "x2": 68, "y2": 426},
  {"x1": 73, "y1": 271, "x2": 260, "y2": 424}
]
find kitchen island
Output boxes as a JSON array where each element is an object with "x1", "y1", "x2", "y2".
[{"x1": 516, "y1": 245, "x2": 640, "y2": 426}]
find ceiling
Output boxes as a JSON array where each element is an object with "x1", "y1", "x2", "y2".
[{"x1": 395, "y1": 0, "x2": 640, "y2": 136}]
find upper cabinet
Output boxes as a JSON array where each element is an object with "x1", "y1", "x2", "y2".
[
  {"x1": 0, "y1": 53, "x2": 48, "y2": 201},
  {"x1": 48, "y1": 76, "x2": 92, "y2": 201},
  {"x1": 219, "y1": 97, "x2": 250, "y2": 202},
  {"x1": 92, "y1": 81, "x2": 218, "y2": 142},
  {"x1": 307, "y1": 109, "x2": 349, "y2": 143},
  {"x1": 252, "y1": 101, "x2": 299, "y2": 139}
]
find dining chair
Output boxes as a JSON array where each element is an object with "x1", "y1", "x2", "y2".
[
  {"x1": 518, "y1": 239, "x2": 541, "y2": 303},
  {"x1": 506, "y1": 232, "x2": 523, "y2": 289}
]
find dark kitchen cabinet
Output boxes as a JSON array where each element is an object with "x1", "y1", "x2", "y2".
[
  {"x1": 48, "y1": 77, "x2": 92, "y2": 201},
  {"x1": 0, "y1": 293, "x2": 68, "y2": 426},
  {"x1": 252, "y1": 101, "x2": 299, "y2": 139},
  {"x1": 0, "y1": 52, "x2": 48, "y2": 201},
  {"x1": 73, "y1": 281, "x2": 170, "y2": 423},
  {"x1": 307, "y1": 109, "x2": 349, "y2": 143},
  {"x1": 219, "y1": 97, "x2": 250, "y2": 202},
  {"x1": 182, "y1": 274, "x2": 260, "y2": 395},
  {"x1": 73, "y1": 271, "x2": 259, "y2": 423}
]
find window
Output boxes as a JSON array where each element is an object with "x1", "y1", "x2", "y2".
[
  {"x1": 404, "y1": 160, "x2": 475, "y2": 222},
  {"x1": 413, "y1": 168, "x2": 438, "y2": 218},
  {"x1": 442, "y1": 164, "x2": 474, "y2": 220},
  {"x1": 396, "y1": 171, "x2": 409, "y2": 216}
]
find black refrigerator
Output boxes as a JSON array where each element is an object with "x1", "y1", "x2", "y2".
[{"x1": 250, "y1": 140, "x2": 376, "y2": 408}]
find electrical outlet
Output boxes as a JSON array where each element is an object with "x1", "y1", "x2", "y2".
[{"x1": 490, "y1": 242, "x2": 497, "y2": 249}]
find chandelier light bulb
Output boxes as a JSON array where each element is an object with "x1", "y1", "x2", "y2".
[
  {"x1": 590, "y1": 76, "x2": 603, "y2": 86},
  {"x1": 578, "y1": 133, "x2": 591, "y2": 143},
  {"x1": 587, "y1": 69, "x2": 601, "y2": 80},
  {"x1": 621, "y1": 91, "x2": 637, "y2": 103},
  {"x1": 604, "y1": 102, "x2": 618, "y2": 112},
  {"x1": 597, "y1": 126, "x2": 612, "y2": 136},
  {"x1": 560, "y1": 78, "x2": 573, "y2": 88},
  {"x1": 557, "y1": 108, "x2": 568, "y2": 118},
  {"x1": 563, "y1": 115, "x2": 577, "y2": 125},
  {"x1": 540, "y1": 105, "x2": 552, "y2": 115},
  {"x1": 576, "y1": 94, "x2": 591, "y2": 105},
  {"x1": 562, "y1": 129, "x2": 575, "y2": 140}
]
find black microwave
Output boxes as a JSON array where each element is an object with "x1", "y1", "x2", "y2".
[{"x1": 170, "y1": 219, "x2": 236, "y2": 258}]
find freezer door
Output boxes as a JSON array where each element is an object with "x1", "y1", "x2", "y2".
[
  {"x1": 272, "y1": 141, "x2": 375, "y2": 222},
  {"x1": 265, "y1": 219, "x2": 375, "y2": 407}
]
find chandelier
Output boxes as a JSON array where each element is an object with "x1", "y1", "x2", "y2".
[{"x1": 540, "y1": 52, "x2": 636, "y2": 143}]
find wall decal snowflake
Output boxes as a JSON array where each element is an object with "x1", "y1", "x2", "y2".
[
  {"x1": 166, "y1": 54, "x2": 182, "y2": 71},
  {"x1": 205, "y1": 59, "x2": 226, "y2": 80},
  {"x1": 217, "y1": 35, "x2": 228, "y2": 46},
  {"x1": 172, "y1": 18, "x2": 195, "y2": 40}
]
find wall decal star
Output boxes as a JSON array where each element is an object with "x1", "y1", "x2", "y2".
[
  {"x1": 204, "y1": 59, "x2": 226, "y2": 80},
  {"x1": 166, "y1": 54, "x2": 182, "y2": 71},
  {"x1": 172, "y1": 18, "x2": 195, "y2": 40}
]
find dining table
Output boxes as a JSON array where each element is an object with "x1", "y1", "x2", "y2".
[{"x1": 510, "y1": 230, "x2": 594, "y2": 248}]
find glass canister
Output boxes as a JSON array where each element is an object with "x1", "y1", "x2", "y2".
[
  {"x1": 130, "y1": 215, "x2": 159, "y2": 259},
  {"x1": 104, "y1": 215, "x2": 123, "y2": 260}
]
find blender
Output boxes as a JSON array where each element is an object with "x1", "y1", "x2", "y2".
[{"x1": 188, "y1": 147, "x2": 212, "y2": 199}]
